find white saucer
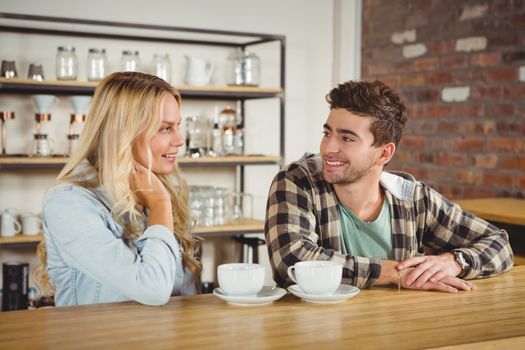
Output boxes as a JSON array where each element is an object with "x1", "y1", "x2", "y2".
[
  {"x1": 213, "y1": 286, "x2": 286, "y2": 306},
  {"x1": 287, "y1": 284, "x2": 360, "y2": 304}
]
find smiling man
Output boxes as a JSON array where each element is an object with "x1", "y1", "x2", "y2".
[{"x1": 265, "y1": 80, "x2": 514, "y2": 292}]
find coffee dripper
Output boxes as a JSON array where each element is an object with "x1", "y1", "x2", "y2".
[
  {"x1": 69, "y1": 96, "x2": 91, "y2": 135},
  {"x1": 32, "y1": 95, "x2": 57, "y2": 134}
]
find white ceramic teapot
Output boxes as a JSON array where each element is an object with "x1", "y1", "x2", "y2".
[{"x1": 184, "y1": 56, "x2": 214, "y2": 86}]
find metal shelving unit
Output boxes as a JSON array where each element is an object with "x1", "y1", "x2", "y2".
[{"x1": 0, "y1": 13, "x2": 285, "y2": 255}]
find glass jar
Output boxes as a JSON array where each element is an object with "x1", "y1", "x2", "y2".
[
  {"x1": 56, "y1": 46, "x2": 78, "y2": 80},
  {"x1": 220, "y1": 107, "x2": 236, "y2": 155},
  {"x1": 87, "y1": 48, "x2": 107, "y2": 81},
  {"x1": 227, "y1": 48, "x2": 260, "y2": 86},
  {"x1": 153, "y1": 53, "x2": 172, "y2": 83},
  {"x1": 121, "y1": 50, "x2": 140, "y2": 72},
  {"x1": 67, "y1": 134, "x2": 80, "y2": 156}
]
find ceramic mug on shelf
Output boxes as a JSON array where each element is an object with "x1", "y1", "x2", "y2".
[
  {"x1": 21, "y1": 213, "x2": 43, "y2": 236},
  {"x1": 1, "y1": 210, "x2": 22, "y2": 237},
  {"x1": 287, "y1": 261, "x2": 342, "y2": 295}
]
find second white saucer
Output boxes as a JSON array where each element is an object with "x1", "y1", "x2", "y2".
[
  {"x1": 288, "y1": 284, "x2": 360, "y2": 304},
  {"x1": 213, "y1": 286, "x2": 286, "y2": 306}
]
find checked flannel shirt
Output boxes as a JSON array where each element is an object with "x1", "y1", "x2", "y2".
[{"x1": 265, "y1": 153, "x2": 514, "y2": 289}]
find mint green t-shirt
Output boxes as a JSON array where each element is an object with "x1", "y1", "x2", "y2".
[{"x1": 338, "y1": 200, "x2": 393, "y2": 259}]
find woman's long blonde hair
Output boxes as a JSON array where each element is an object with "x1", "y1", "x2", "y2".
[{"x1": 35, "y1": 72, "x2": 201, "y2": 295}]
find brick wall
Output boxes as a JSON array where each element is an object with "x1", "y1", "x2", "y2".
[{"x1": 362, "y1": 0, "x2": 525, "y2": 198}]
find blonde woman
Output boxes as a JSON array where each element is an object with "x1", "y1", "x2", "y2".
[{"x1": 36, "y1": 72, "x2": 201, "y2": 306}]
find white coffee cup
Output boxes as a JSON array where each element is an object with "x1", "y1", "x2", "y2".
[
  {"x1": 21, "y1": 213, "x2": 42, "y2": 236},
  {"x1": 217, "y1": 263, "x2": 264, "y2": 296},
  {"x1": 287, "y1": 261, "x2": 342, "y2": 295},
  {"x1": 1, "y1": 211, "x2": 22, "y2": 237}
]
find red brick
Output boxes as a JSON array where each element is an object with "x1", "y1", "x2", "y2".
[
  {"x1": 462, "y1": 187, "x2": 497, "y2": 199},
  {"x1": 457, "y1": 170, "x2": 482, "y2": 185},
  {"x1": 473, "y1": 154, "x2": 498, "y2": 168},
  {"x1": 428, "y1": 72, "x2": 455, "y2": 85},
  {"x1": 436, "y1": 184, "x2": 464, "y2": 199},
  {"x1": 406, "y1": 105, "x2": 425, "y2": 118},
  {"x1": 427, "y1": 41, "x2": 455, "y2": 55},
  {"x1": 379, "y1": 76, "x2": 401, "y2": 89},
  {"x1": 482, "y1": 172, "x2": 514, "y2": 187},
  {"x1": 517, "y1": 175, "x2": 525, "y2": 189},
  {"x1": 392, "y1": 61, "x2": 414, "y2": 74},
  {"x1": 435, "y1": 153, "x2": 466, "y2": 166},
  {"x1": 455, "y1": 137, "x2": 485, "y2": 151},
  {"x1": 401, "y1": 135, "x2": 426, "y2": 148},
  {"x1": 487, "y1": 103, "x2": 516, "y2": 117},
  {"x1": 414, "y1": 57, "x2": 438, "y2": 71},
  {"x1": 470, "y1": 52, "x2": 501, "y2": 67},
  {"x1": 488, "y1": 138, "x2": 525, "y2": 152},
  {"x1": 499, "y1": 156, "x2": 525, "y2": 169},
  {"x1": 472, "y1": 86, "x2": 502, "y2": 99},
  {"x1": 488, "y1": 33, "x2": 519, "y2": 47},
  {"x1": 441, "y1": 55, "x2": 467, "y2": 69},
  {"x1": 427, "y1": 168, "x2": 454, "y2": 182},
  {"x1": 394, "y1": 150, "x2": 419, "y2": 163},
  {"x1": 512, "y1": 13, "x2": 525, "y2": 28},
  {"x1": 503, "y1": 86, "x2": 525, "y2": 98},
  {"x1": 454, "y1": 105, "x2": 484, "y2": 117},
  {"x1": 399, "y1": 166, "x2": 428, "y2": 179},
  {"x1": 496, "y1": 121, "x2": 525, "y2": 135},
  {"x1": 483, "y1": 68, "x2": 518, "y2": 83},
  {"x1": 402, "y1": 74, "x2": 426, "y2": 86},
  {"x1": 368, "y1": 64, "x2": 391, "y2": 76},
  {"x1": 426, "y1": 105, "x2": 454, "y2": 118},
  {"x1": 461, "y1": 121, "x2": 495, "y2": 135}
]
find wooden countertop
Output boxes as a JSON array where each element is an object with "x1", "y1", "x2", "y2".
[
  {"x1": 1, "y1": 266, "x2": 525, "y2": 349},
  {"x1": 454, "y1": 198, "x2": 525, "y2": 226}
]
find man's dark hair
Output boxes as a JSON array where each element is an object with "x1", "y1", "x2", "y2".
[{"x1": 326, "y1": 80, "x2": 407, "y2": 147}]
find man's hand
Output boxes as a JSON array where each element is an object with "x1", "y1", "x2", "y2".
[{"x1": 396, "y1": 254, "x2": 476, "y2": 291}]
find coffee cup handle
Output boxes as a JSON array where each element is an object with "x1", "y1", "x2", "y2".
[
  {"x1": 205, "y1": 62, "x2": 214, "y2": 82},
  {"x1": 14, "y1": 219, "x2": 22, "y2": 234},
  {"x1": 287, "y1": 266, "x2": 298, "y2": 284}
]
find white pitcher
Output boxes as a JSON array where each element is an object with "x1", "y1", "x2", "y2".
[
  {"x1": 1, "y1": 210, "x2": 22, "y2": 237},
  {"x1": 185, "y1": 56, "x2": 214, "y2": 86}
]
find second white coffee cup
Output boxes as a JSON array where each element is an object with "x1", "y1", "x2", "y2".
[
  {"x1": 287, "y1": 261, "x2": 342, "y2": 295},
  {"x1": 217, "y1": 263, "x2": 264, "y2": 296}
]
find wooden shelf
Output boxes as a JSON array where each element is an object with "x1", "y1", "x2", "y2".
[
  {"x1": 0, "y1": 218, "x2": 264, "y2": 245},
  {"x1": 0, "y1": 155, "x2": 281, "y2": 170},
  {"x1": 0, "y1": 78, "x2": 282, "y2": 99},
  {"x1": 0, "y1": 234, "x2": 43, "y2": 245}
]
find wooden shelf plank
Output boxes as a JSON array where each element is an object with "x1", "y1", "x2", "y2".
[
  {"x1": 0, "y1": 77, "x2": 282, "y2": 98},
  {"x1": 0, "y1": 155, "x2": 281, "y2": 169},
  {"x1": 0, "y1": 219, "x2": 264, "y2": 245}
]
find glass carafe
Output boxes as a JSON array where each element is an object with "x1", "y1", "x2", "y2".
[{"x1": 30, "y1": 133, "x2": 54, "y2": 157}]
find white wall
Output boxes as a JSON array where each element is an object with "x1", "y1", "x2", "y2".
[{"x1": 0, "y1": 0, "x2": 360, "y2": 290}]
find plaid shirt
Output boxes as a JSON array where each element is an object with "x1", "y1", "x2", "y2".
[{"x1": 265, "y1": 153, "x2": 514, "y2": 289}]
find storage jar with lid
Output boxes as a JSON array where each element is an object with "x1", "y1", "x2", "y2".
[
  {"x1": 153, "y1": 53, "x2": 172, "y2": 83},
  {"x1": 56, "y1": 46, "x2": 78, "y2": 80},
  {"x1": 87, "y1": 48, "x2": 107, "y2": 81},
  {"x1": 121, "y1": 50, "x2": 141, "y2": 72},
  {"x1": 227, "y1": 49, "x2": 260, "y2": 86}
]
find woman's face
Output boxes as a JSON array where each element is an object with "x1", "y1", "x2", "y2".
[{"x1": 133, "y1": 94, "x2": 184, "y2": 174}]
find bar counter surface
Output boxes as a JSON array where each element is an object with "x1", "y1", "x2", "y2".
[{"x1": 1, "y1": 266, "x2": 525, "y2": 349}]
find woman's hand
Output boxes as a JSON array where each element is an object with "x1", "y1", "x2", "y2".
[
  {"x1": 397, "y1": 254, "x2": 476, "y2": 291},
  {"x1": 131, "y1": 162, "x2": 173, "y2": 231}
]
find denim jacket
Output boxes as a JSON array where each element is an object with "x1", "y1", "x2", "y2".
[{"x1": 43, "y1": 161, "x2": 196, "y2": 307}]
